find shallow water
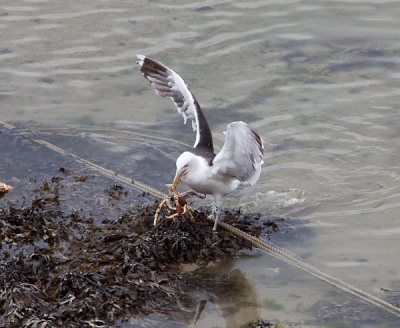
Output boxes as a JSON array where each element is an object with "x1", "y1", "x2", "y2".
[{"x1": 1, "y1": 0, "x2": 400, "y2": 327}]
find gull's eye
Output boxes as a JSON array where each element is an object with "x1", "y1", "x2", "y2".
[{"x1": 183, "y1": 164, "x2": 188, "y2": 168}]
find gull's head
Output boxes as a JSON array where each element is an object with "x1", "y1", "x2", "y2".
[{"x1": 173, "y1": 152, "x2": 197, "y2": 187}]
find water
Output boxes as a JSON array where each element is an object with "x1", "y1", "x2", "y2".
[{"x1": 1, "y1": 0, "x2": 400, "y2": 327}]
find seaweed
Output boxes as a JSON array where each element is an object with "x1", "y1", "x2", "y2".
[{"x1": 0, "y1": 175, "x2": 283, "y2": 327}]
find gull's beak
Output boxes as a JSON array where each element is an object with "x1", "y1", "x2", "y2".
[{"x1": 173, "y1": 170, "x2": 186, "y2": 188}]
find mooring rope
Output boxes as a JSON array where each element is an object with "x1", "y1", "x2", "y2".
[
  {"x1": 1, "y1": 119, "x2": 399, "y2": 319},
  {"x1": 215, "y1": 220, "x2": 400, "y2": 318}
]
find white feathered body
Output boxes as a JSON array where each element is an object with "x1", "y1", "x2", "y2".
[{"x1": 177, "y1": 152, "x2": 241, "y2": 198}]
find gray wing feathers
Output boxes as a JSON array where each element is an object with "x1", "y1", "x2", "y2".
[
  {"x1": 213, "y1": 121, "x2": 264, "y2": 186},
  {"x1": 137, "y1": 55, "x2": 197, "y2": 129}
]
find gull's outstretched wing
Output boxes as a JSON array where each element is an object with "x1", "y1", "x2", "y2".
[
  {"x1": 212, "y1": 121, "x2": 264, "y2": 186},
  {"x1": 137, "y1": 55, "x2": 213, "y2": 152}
]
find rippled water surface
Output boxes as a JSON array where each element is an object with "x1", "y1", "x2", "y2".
[{"x1": 1, "y1": 0, "x2": 400, "y2": 327}]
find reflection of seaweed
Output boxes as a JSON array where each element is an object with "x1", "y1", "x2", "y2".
[{"x1": 176, "y1": 264, "x2": 262, "y2": 327}]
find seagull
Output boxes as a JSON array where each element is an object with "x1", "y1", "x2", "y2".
[{"x1": 137, "y1": 55, "x2": 264, "y2": 230}]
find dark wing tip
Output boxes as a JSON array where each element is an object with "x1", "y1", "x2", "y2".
[
  {"x1": 136, "y1": 55, "x2": 214, "y2": 152},
  {"x1": 250, "y1": 126, "x2": 264, "y2": 154},
  {"x1": 137, "y1": 55, "x2": 169, "y2": 78}
]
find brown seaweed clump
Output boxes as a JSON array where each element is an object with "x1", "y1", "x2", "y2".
[{"x1": 0, "y1": 179, "x2": 282, "y2": 328}]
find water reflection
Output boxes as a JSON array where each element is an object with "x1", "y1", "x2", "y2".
[
  {"x1": 1, "y1": 0, "x2": 400, "y2": 326},
  {"x1": 120, "y1": 263, "x2": 262, "y2": 328},
  {"x1": 163, "y1": 263, "x2": 260, "y2": 328}
]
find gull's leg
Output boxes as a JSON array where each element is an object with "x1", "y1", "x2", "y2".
[
  {"x1": 212, "y1": 196, "x2": 223, "y2": 231},
  {"x1": 213, "y1": 206, "x2": 221, "y2": 231}
]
